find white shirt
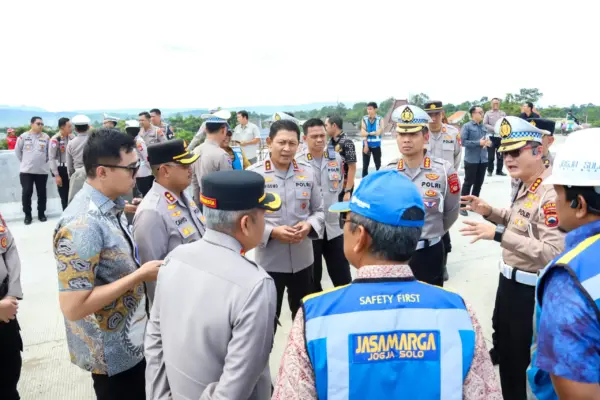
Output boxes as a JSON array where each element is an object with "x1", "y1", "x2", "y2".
[{"x1": 232, "y1": 122, "x2": 261, "y2": 160}]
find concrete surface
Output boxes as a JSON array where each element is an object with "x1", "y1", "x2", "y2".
[{"x1": 11, "y1": 136, "x2": 566, "y2": 399}]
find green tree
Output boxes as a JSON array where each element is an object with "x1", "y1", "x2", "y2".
[{"x1": 409, "y1": 93, "x2": 430, "y2": 108}]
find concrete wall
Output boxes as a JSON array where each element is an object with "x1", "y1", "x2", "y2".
[{"x1": 0, "y1": 150, "x2": 62, "y2": 222}]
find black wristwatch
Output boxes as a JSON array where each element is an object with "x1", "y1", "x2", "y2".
[
  {"x1": 494, "y1": 225, "x2": 506, "y2": 243},
  {"x1": 344, "y1": 188, "x2": 353, "y2": 193}
]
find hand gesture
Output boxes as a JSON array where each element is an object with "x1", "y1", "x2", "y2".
[
  {"x1": 479, "y1": 138, "x2": 487, "y2": 147},
  {"x1": 459, "y1": 220, "x2": 495, "y2": 243},
  {"x1": 272, "y1": 226, "x2": 302, "y2": 244},
  {"x1": 293, "y1": 221, "x2": 312, "y2": 240},
  {"x1": 460, "y1": 195, "x2": 492, "y2": 217},
  {"x1": 138, "y1": 260, "x2": 163, "y2": 282},
  {"x1": 0, "y1": 297, "x2": 18, "y2": 323}
]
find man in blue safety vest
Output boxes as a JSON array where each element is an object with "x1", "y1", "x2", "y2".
[
  {"x1": 222, "y1": 127, "x2": 250, "y2": 170},
  {"x1": 360, "y1": 101, "x2": 383, "y2": 177},
  {"x1": 527, "y1": 128, "x2": 600, "y2": 399},
  {"x1": 272, "y1": 170, "x2": 501, "y2": 399}
]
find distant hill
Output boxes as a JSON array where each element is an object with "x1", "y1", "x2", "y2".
[{"x1": 0, "y1": 102, "x2": 340, "y2": 127}]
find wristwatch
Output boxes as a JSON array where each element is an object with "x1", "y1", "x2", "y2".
[
  {"x1": 344, "y1": 188, "x2": 353, "y2": 194},
  {"x1": 494, "y1": 225, "x2": 506, "y2": 243}
]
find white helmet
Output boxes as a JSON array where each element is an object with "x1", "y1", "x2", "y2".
[{"x1": 544, "y1": 128, "x2": 600, "y2": 188}]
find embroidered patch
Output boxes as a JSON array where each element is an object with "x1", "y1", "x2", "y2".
[
  {"x1": 425, "y1": 173, "x2": 439, "y2": 180},
  {"x1": 265, "y1": 177, "x2": 273, "y2": 183},
  {"x1": 328, "y1": 161, "x2": 338, "y2": 167},
  {"x1": 171, "y1": 211, "x2": 181, "y2": 217},
  {"x1": 167, "y1": 204, "x2": 176, "y2": 210},
  {"x1": 424, "y1": 200, "x2": 437, "y2": 208},
  {"x1": 447, "y1": 173, "x2": 460, "y2": 194},
  {"x1": 60, "y1": 145, "x2": 65, "y2": 152},
  {"x1": 164, "y1": 192, "x2": 176, "y2": 204},
  {"x1": 523, "y1": 201, "x2": 534, "y2": 209},
  {"x1": 542, "y1": 202, "x2": 557, "y2": 215},
  {"x1": 425, "y1": 190, "x2": 437, "y2": 197},
  {"x1": 514, "y1": 218, "x2": 526, "y2": 227},
  {"x1": 137, "y1": 143, "x2": 144, "y2": 152},
  {"x1": 1, "y1": 237, "x2": 6, "y2": 249},
  {"x1": 51, "y1": 140, "x2": 57, "y2": 148},
  {"x1": 296, "y1": 175, "x2": 306, "y2": 180},
  {"x1": 301, "y1": 203, "x2": 307, "y2": 209},
  {"x1": 0, "y1": 226, "x2": 5, "y2": 233},
  {"x1": 545, "y1": 214, "x2": 559, "y2": 227},
  {"x1": 200, "y1": 194, "x2": 217, "y2": 208},
  {"x1": 333, "y1": 181, "x2": 339, "y2": 189}
]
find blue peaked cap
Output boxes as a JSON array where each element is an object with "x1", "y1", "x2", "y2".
[{"x1": 329, "y1": 170, "x2": 424, "y2": 227}]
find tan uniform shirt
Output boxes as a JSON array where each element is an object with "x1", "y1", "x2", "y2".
[
  {"x1": 49, "y1": 133, "x2": 74, "y2": 176},
  {"x1": 384, "y1": 155, "x2": 460, "y2": 239},
  {"x1": 426, "y1": 124, "x2": 462, "y2": 170},
  {"x1": 191, "y1": 139, "x2": 233, "y2": 203},
  {"x1": 66, "y1": 132, "x2": 90, "y2": 176},
  {"x1": 0, "y1": 224, "x2": 23, "y2": 299},
  {"x1": 247, "y1": 157, "x2": 325, "y2": 273},
  {"x1": 140, "y1": 126, "x2": 166, "y2": 146},
  {"x1": 488, "y1": 167, "x2": 565, "y2": 273},
  {"x1": 133, "y1": 181, "x2": 205, "y2": 304},
  {"x1": 295, "y1": 148, "x2": 344, "y2": 240},
  {"x1": 15, "y1": 131, "x2": 50, "y2": 174},
  {"x1": 134, "y1": 136, "x2": 152, "y2": 178}
]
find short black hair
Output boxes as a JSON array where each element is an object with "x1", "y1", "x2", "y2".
[
  {"x1": 564, "y1": 186, "x2": 600, "y2": 215},
  {"x1": 75, "y1": 124, "x2": 89, "y2": 133},
  {"x1": 367, "y1": 102, "x2": 378, "y2": 109},
  {"x1": 303, "y1": 118, "x2": 325, "y2": 134},
  {"x1": 327, "y1": 115, "x2": 343, "y2": 130},
  {"x1": 31, "y1": 116, "x2": 42, "y2": 124},
  {"x1": 524, "y1": 102, "x2": 534, "y2": 110},
  {"x1": 139, "y1": 111, "x2": 151, "y2": 120},
  {"x1": 237, "y1": 110, "x2": 249, "y2": 119},
  {"x1": 149, "y1": 109, "x2": 161, "y2": 116},
  {"x1": 58, "y1": 117, "x2": 70, "y2": 129},
  {"x1": 469, "y1": 105, "x2": 481, "y2": 116},
  {"x1": 269, "y1": 120, "x2": 301, "y2": 141},
  {"x1": 125, "y1": 127, "x2": 140, "y2": 137},
  {"x1": 206, "y1": 122, "x2": 227, "y2": 134},
  {"x1": 492, "y1": 97, "x2": 501, "y2": 102},
  {"x1": 83, "y1": 128, "x2": 135, "y2": 178}
]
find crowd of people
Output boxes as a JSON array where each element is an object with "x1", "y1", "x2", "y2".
[{"x1": 0, "y1": 100, "x2": 598, "y2": 400}]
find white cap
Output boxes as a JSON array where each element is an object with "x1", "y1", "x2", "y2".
[
  {"x1": 201, "y1": 109, "x2": 231, "y2": 123},
  {"x1": 103, "y1": 113, "x2": 119, "y2": 123},
  {"x1": 544, "y1": 128, "x2": 600, "y2": 188},
  {"x1": 125, "y1": 120, "x2": 139, "y2": 128},
  {"x1": 72, "y1": 114, "x2": 91, "y2": 125}
]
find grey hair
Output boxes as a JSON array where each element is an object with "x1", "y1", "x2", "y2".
[
  {"x1": 349, "y1": 211, "x2": 422, "y2": 262},
  {"x1": 202, "y1": 206, "x2": 254, "y2": 234}
]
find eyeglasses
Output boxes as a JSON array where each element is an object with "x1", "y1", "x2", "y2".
[
  {"x1": 95, "y1": 160, "x2": 141, "y2": 176},
  {"x1": 504, "y1": 145, "x2": 535, "y2": 158},
  {"x1": 35, "y1": 122, "x2": 44, "y2": 126}
]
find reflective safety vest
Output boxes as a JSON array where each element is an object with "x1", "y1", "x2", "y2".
[
  {"x1": 528, "y1": 227, "x2": 600, "y2": 399},
  {"x1": 363, "y1": 115, "x2": 382, "y2": 148},
  {"x1": 231, "y1": 146, "x2": 243, "y2": 170},
  {"x1": 303, "y1": 278, "x2": 475, "y2": 400}
]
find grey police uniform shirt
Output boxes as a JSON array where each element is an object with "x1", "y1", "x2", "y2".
[
  {"x1": 49, "y1": 133, "x2": 74, "y2": 176},
  {"x1": 510, "y1": 152, "x2": 554, "y2": 202},
  {"x1": 66, "y1": 132, "x2": 90, "y2": 176},
  {"x1": 134, "y1": 136, "x2": 152, "y2": 178},
  {"x1": 0, "y1": 224, "x2": 23, "y2": 299},
  {"x1": 425, "y1": 124, "x2": 462, "y2": 170},
  {"x1": 247, "y1": 157, "x2": 325, "y2": 273},
  {"x1": 383, "y1": 155, "x2": 460, "y2": 239},
  {"x1": 187, "y1": 122, "x2": 207, "y2": 152},
  {"x1": 67, "y1": 168, "x2": 86, "y2": 204},
  {"x1": 145, "y1": 229, "x2": 276, "y2": 400},
  {"x1": 140, "y1": 126, "x2": 167, "y2": 147},
  {"x1": 295, "y1": 148, "x2": 344, "y2": 240},
  {"x1": 191, "y1": 139, "x2": 233, "y2": 203},
  {"x1": 133, "y1": 181, "x2": 205, "y2": 304},
  {"x1": 15, "y1": 131, "x2": 50, "y2": 174}
]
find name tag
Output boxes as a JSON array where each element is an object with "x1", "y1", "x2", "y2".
[{"x1": 351, "y1": 330, "x2": 440, "y2": 363}]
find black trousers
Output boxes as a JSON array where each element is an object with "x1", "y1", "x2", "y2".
[
  {"x1": 268, "y1": 266, "x2": 314, "y2": 323},
  {"x1": 461, "y1": 162, "x2": 487, "y2": 197},
  {"x1": 487, "y1": 137, "x2": 504, "y2": 174},
  {"x1": 362, "y1": 146, "x2": 382, "y2": 177},
  {"x1": 136, "y1": 176, "x2": 155, "y2": 197},
  {"x1": 56, "y1": 166, "x2": 70, "y2": 210},
  {"x1": 495, "y1": 274, "x2": 536, "y2": 400},
  {"x1": 312, "y1": 232, "x2": 352, "y2": 292},
  {"x1": 0, "y1": 319, "x2": 23, "y2": 400},
  {"x1": 92, "y1": 359, "x2": 146, "y2": 400},
  {"x1": 408, "y1": 240, "x2": 445, "y2": 286},
  {"x1": 20, "y1": 173, "x2": 48, "y2": 216}
]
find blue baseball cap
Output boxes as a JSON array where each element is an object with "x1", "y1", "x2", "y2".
[{"x1": 329, "y1": 170, "x2": 424, "y2": 227}]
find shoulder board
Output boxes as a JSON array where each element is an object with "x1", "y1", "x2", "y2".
[
  {"x1": 423, "y1": 156, "x2": 432, "y2": 169},
  {"x1": 528, "y1": 177, "x2": 543, "y2": 193},
  {"x1": 397, "y1": 159, "x2": 405, "y2": 170},
  {"x1": 164, "y1": 191, "x2": 177, "y2": 204}
]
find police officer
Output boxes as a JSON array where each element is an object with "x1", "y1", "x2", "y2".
[
  {"x1": 510, "y1": 118, "x2": 556, "y2": 201},
  {"x1": 124, "y1": 120, "x2": 154, "y2": 196},
  {"x1": 66, "y1": 114, "x2": 91, "y2": 177},
  {"x1": 139, "y1": 111, "x2": 166, "y2": 146},
  {"x1": 296, "y1": 118, "x2": 351, "y2": 292},
  {"x1": 384, "y1": 105, "x2": 460, "y2": 287},
  {"x1": 222, "y1": 127, "x2": 251, "y2": 169},
  {"x1": 15, "y1": 116, "x2": 50, "y2": 224},
  {"x1": 247, "y1": 119, "x2": 324, "y2": 322},
  {"x1": 0, "y1": 219, "x2": 24, "y2": 400},
  {"x1": 146, "y1": 170, "x2": 279, "y2": 400},
  {"x1": 460, "y1": 116, "x2": 566, "y2": 400},
  {"x1": 424, "y1": 100, "x2": 462, "y2": 281},
  {"x1": 273, "y1": 170, "x2": 501, "y2": 399},
  {"x1": 325, "y1": 115, "x2": 357, "y2": 201},
  {"x1": 49, "y1": 117, "x2": 74, "y2": 210},
  {"x1": 528, "y1": 129, "x2": 600, "y2": 399},
  {"x1": 360, "y1": 101, "x2": 383, "y2": 177},
  {"x1": 133, "y1": 139, "x2": 205, "y2": 304},
  {"x1": 103, "y1": 114, "x2": 119, "y2": 128},
  {"x1": 191, "y1": 110, "x2": 233, "y2": 204}
]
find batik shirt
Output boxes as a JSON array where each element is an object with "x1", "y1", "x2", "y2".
[{"x1": 53, "y1": 182, "x2": 147, "y2": 376}]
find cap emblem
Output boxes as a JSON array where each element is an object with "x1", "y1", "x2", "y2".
[
  {"x1": 274, "y1": 113, "x2": 281, "y2": 121},
  {"x1": 530, "y1": 120, "x2": 537, "y2": 127},
  {"x1": 500, "y1": 119, "x2": 512, "y2": 138},
  {"x1": 400, "y1": 107, "x2": 414, "y2": 123}
]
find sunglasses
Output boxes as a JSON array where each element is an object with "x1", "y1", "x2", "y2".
[
  {"x1": 96, "y1": 160, "x2": 141, "y2": 176},
  {"x1": 504, "y1": 145, "x2": 536, "y2": 158}
]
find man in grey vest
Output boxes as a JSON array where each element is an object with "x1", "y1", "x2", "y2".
[
  {"x1": 145, "y1": 170, "x2": 280, "y2": 400},
  {"x1": 14, "y1": 116, "x2": 50, "y2": 224}
]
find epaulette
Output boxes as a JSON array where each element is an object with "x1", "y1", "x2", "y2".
[{"x1": 246, "y1": 160, "x2": 265, "y2": 171}]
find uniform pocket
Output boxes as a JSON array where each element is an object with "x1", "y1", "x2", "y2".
[{"x1": 294, "y1": 188, "x2": 311, "y2": 216}]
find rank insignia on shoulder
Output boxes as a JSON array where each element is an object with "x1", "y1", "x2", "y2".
[
  {"x1": 292, "y1": 159, "x2": 300, "y2": 171},
  {"x1": 423, "y1": 157, "x2": 431, "y2": 169},
  {"x1": 164, "y1": 192, "x2": 176, "y2": 204},
  {"x1": 265, "y1": 160, "x2": 273, "y2": 172},
  {"x1": 397, "y1": 159, "x2": 404, "y2": 170},
  {"x1": 528, "y1": 178, "x2": 543, "y2": 193},
  {"x1": 307, "y1": 153, "x2": 313, "y2": 160}
]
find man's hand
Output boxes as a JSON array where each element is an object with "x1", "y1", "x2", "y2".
[
  {"x1": 485, "y1": 139, "x2": 492, "y2": 147},
  {"x1": 137, "y1": 260, "x2": 163, "y2": 282},
  {"x1": 343, "y1": 191, "x2": 351, "y2": 202},
  {"x1": 272, "y1": 226, "x2": 301, "y2": 244},
  {"x1": 479, "y1": 138, "x2": 487, "y2": 147},
  {"x1": 293, "y1": 221, "x2": 312, "y2": 240},
  {"x1": 460, "y1": 195, "x2": 492, "y2": 217},
  {"x1": 459, "y1": 220, "x2": 495, "y2": 243},
  {"x1": 0, "y1": 297, "x2": 18, "y2": 323},
  {"x1": 363, "y1": 144, "x2": 369, "y2": 154},
  {"x1": 55, "y1": 175, "x2": 63, "y2": 187},
  {"x1": 124, "y1": 199, "x2": 141, "y2": 214}
]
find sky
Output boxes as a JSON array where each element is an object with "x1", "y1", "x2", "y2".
[{"x1": 0, "y1": 0, "x2": 596, "y2": 111}]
